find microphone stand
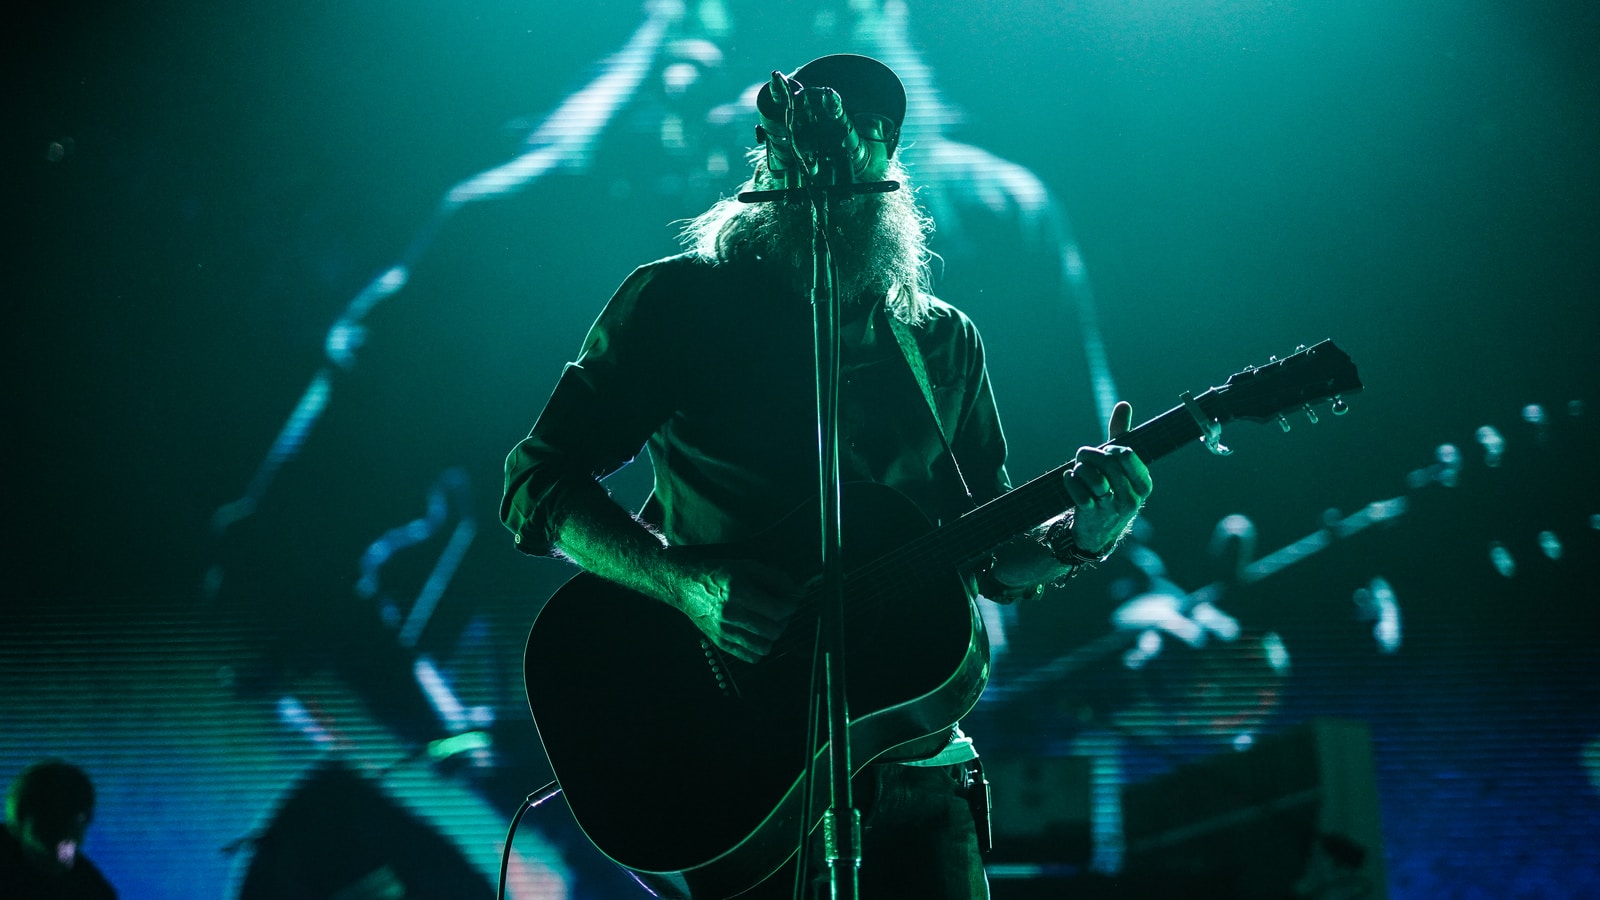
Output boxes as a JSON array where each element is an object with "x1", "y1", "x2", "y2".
[{"x1": 739, "y1": 138, "x2": 898, "y2": 900}]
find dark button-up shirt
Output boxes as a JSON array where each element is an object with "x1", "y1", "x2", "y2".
[{"x1": 502, "y1": 252, "x2": 1012, "y2": 554}]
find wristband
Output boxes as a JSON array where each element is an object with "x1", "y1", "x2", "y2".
[{"x1": 1044, "y1": 515, "x2": 1113, "y2": 573}]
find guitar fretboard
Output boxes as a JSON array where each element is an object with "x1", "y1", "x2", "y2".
[
  {"x1": 776, "y1": 338, "x2": 1359, "y2": 648},
  {"x1": 839, "y1": 394, "x2": 1220, "y2": 605}
]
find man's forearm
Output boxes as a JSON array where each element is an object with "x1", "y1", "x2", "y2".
[
  {"x1": 548, "y1": 484, "x2": 772, "y2": 658},
  {"x1": 982, "y1": 511, "x2": 1133, "y2": 597},
  {"x1": 985, "y1": 527, "x2": 1071, "y2": 589},
  {"x1": 548, "y1": 484, "x2": 700, "y2": 612}
]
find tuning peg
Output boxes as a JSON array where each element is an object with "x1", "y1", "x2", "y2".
[
  {"x1": 1331, "y1": 396, "x2": 1350, "y2": 416},
  {"x1": 1303, "y1": 404, "x2": 1320, "y2": 424},
  {"x1": 1277, "y1": 414, "x2": 1291, "y2": 433}
]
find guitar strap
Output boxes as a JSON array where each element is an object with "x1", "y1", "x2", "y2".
[{"x1": 885, "y1": 305, "x2": 976, "y2": 509}]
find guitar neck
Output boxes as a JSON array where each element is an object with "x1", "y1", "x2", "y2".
[
  {"x1": 857, "y1": 396, "x2": 1222, "y2": 585},
  {"x1": 845, "y1": 338, "x2": 1361, "y2": 595}
]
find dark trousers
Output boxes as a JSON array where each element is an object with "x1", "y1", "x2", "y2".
[{"x1": 736, "y1": 762, "x2": 990, "y2": 900}]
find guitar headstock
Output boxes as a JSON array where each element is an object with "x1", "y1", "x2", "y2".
[{"x1": 1215, "y1": 340, "x2": 1363, "y2": 424}]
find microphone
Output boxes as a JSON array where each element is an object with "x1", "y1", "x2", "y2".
[{"x1": 759, "y1": 70, "x2": 875, "y2": 185}]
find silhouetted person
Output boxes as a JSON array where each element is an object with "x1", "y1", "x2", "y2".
[{"x1": 1, "y1": 760, "x2": 117, "y2": 899}]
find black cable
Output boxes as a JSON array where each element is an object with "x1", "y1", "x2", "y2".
[
  {"x1": 794, "y1": 618, "x2": 824, "y2": 900},
  {"x1": 498, "y1": 782, "x2": 561, "y2": 900}
]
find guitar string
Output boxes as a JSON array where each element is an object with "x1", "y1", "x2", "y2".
[
  {"x1": 761, "y1": 407, "x2": 1207, "y2": 660},
  {"x1": 833, "y1": 364, "x2": 1353, "y2": 602},
  {"x1": 752, "y1": 352, "x2": 1356, "y2": 659}
]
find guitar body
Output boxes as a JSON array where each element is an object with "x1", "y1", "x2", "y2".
[{"x1": 523, "y1": 482, "x2": 990, "y2": 897}]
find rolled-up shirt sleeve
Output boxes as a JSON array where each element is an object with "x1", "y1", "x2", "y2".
[{"x1": 500, "y1": 261, "x2": 683, "y2": 556}]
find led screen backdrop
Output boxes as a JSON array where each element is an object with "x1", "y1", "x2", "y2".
[{"x1": 7, "y1": 1, "x2": 1598, "y2": 897}]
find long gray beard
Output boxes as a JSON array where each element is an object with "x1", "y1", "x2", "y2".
[
  {"x1": 745, "y1": 192, "x2": 900, "y2": 302},
  {"x1": 681, "y1": 160, "x2": 935, "y2": 320}
]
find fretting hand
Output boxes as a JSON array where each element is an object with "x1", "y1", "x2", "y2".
[{"x1": 1064, "y1": 400, "x2": 1153, "y2": 554}]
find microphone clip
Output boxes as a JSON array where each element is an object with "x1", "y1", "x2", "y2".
[{"x1": 759, "y1": 71, "x2": 873, "y2": 187}]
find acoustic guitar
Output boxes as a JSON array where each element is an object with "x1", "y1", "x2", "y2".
[{"x1": 523, "y1": 340, "x2": 1362, "y2": 897}]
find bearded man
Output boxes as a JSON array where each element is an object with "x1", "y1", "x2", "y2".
[{"x1": 501, "y1": 55, "x2": 1151, "y2": 899}]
